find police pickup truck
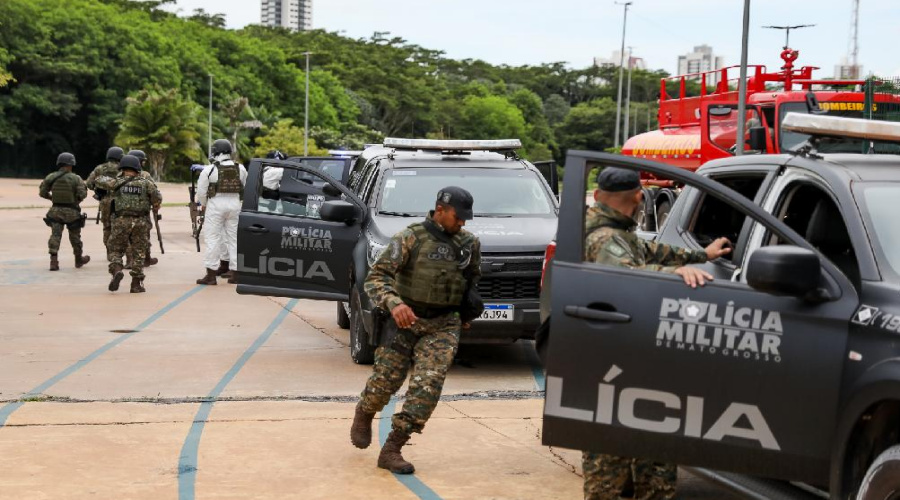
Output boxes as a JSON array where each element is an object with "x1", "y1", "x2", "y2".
[
  {"x1": 540, "y1": 114, "x2": 900, "y2": 499},
  {"x1": 235, "y1": 139, "x2": 558, "y2": 364}
]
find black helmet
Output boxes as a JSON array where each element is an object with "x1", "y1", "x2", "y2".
[
  {"x1": 127, "y1": 150, "x2": 147, "y2": 162},
  {"x1": 106, "y1": 147, "x2": 124, "y2": 162},
  {"x1": 211, "y1": 139, "x2": 233, "y2": 157},
  {"x1": 266, "y1": 150, "x2": 286, "y2": 160},
  {"x1": 56, "y1": 152, "x2": 76, "y2": 167},
  {"x1": 118, "y1": 154, "x2": 142, "y2": 172}
]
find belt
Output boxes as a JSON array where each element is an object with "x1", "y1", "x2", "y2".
[
  {"x1": 116, "y1": 211, "x2": 149, "y2": 217},
  {"x1": 408, "y1": 304, "x2": 456, "y2": 319},
  {"x1": 52, "y1": 203, "x2": 79, "y2": 210}
]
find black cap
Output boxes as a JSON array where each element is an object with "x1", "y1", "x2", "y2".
[
  {"x1": 436, "y1": 186, "x2": 474, "y2": 220},
  {"x1": 597, "y1": 167, "x2": 641, "y2": 192}
]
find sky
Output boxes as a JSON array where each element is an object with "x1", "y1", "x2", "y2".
[{"x1": 162, "y1": 0, "x2": 900, "y2": 78}]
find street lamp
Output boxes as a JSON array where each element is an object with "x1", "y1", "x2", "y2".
[
  {"x1": 613, "y1": 1, "x2": 633, "y2": 149},
  {"x1": 303, "y1": 51, "x2": 313, "y2": 156},
  {"x1": 623, "y1": 46, "x2": 634, "y2": 144},
  {"x1": 735, "y1": 0, "x2": 751, "y2": 156},
  {"x1": 208, "y1": 74, "x2": 213, "y2": 159}
]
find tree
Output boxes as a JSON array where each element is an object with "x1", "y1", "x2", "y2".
[
  {"x1": 186, "y1": 8, "x2": 225, "y2": 29},
  {"x1": 253, "y1": 119, "x2": 327, "y2": 158},
  {"x1": 219, "y1": 96, "x2": 263, "y2": 160},
  {"x1": 455, "y1": 95, "x2": 527, "y2": 141},
  {"x1": 555, "y1": 98, "x2": 618, "y2": 156},
  {"x1": 543, "y1": 94, "x2": 570, "y2": 126},
  {"x1": 116, "y1": 87, "x2": 205, "y2": 180}
]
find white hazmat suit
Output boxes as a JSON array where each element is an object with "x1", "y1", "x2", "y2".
[{"x1": 197, "y1": 154, "x2": 248, "y2": 271}]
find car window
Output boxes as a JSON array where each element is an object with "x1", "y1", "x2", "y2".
[
  {"x1": 856, "y1": 182, "x2": 900, "y2": 278},
  {"x1": 348, "y1": 156, "x2": 368, "y2": 192},
  {"x1": 255, "y1": 162, "x2": 339, "y2": 220},
  {"x1": 708, "y1": 106, "x2": 766, "y2": 154},
  {"x1": 378, "y1": 168, "x2": 555, "y2": 217},
  {"x1": 766, "y1": 182, "x2": 860, "y2": 285},
  {"x1": 687, "y1": 174, "x2": 766, "y2": 260}
]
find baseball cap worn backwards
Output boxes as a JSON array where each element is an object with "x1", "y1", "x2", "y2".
[
  {"x1": 597, "y1": 167, "x2": 641, "y2": 192},
  {"x1": 437, "y1": 186, "x2": 474, "y2": 220}
]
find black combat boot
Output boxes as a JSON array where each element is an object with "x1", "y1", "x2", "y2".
[
  {"x1": 75, "y1": 254, "x2": 91, "y2": 268},
  {"x1": 227, "y1": 271, "x2": 237, "y2": 285},
  {"x1": 216, "y1": 260, "x2": 230, "y2": 276},
  {"x1": 350, "y1": 404, "x2": 376, "y2": 449},
  {"x1": 49, "y1": 254, "x2": 59, "y2": 271},
  {"x1": 144, "y1": 251, "x2": 158, "y2": 266},
  {"x1": 196, "y1": 268, "x2": 217, "y2": 285},
  {"x1": 130, "y1": 277, "x2": 145, "y2": 293},
  {"x1": 109, "y1": 264, "x2": 125, "y2": 292},
  {"x1": 377, "y1": 430, "x2": 415, "y2": 474}
]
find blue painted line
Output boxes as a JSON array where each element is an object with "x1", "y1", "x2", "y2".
[
  {"x1": 522, "y1": 341, "x2": 546, "y2": 391},
  {"x1": 0, "y1": 285, "x2": 205, "y2": 428},
  {"x1": 177, "y1": 299, "x2": 298, "y2": 500},
  {"x1": 378, "y1": 398, "x2": 443, "y2": 500}
]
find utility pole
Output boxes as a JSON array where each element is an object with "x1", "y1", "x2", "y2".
[
  {"x1": 303, "y1": 51, "x2": 312, "y2": 156},
  {"x1": 623, "y1": 46, "x2": 634, "y2": 145},
  {"x1": 762, "y1": 24, "x2": 815, "y2": 49},
  {"x1": 736, "y1": 0, "x2": 751, "y2": 156},
  {"x1": 613, "y1": 1, "x2": 632, "y2": 149},
  {"x1": 208, "y1": 74, "x2": 213, "y2": 159}
]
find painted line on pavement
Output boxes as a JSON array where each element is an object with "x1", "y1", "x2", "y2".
[
  {"x1": 177, "y1": 299, "x2": 298, "y2": 500},
  {"x1": 522, "y1": 341, "x2": 546, "y2": 392},
  {"x1": 0, "y1": 285, "x2": 205, "y2": 428},
  {"x1": 379, "y1": 398, "x2": 444, "y2": 500}
]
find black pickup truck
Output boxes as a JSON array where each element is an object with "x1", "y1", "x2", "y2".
[{"x1": 539, "y1": 114, "x2": 900, "y2": 499}]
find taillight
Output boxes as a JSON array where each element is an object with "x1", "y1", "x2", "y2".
[{"x1": 540, "y1": 240, "x2": 557, "y2": 289}]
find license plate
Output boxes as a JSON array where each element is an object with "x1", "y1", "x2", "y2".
[{"x1": 477, "y1": 304, "x2": 514, "y2": 321}]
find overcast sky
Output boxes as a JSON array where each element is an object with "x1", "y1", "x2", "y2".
[{"x1": 163, "y1": 0, "x2": 900, "y2": 77}]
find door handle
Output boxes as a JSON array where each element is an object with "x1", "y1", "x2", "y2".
[
  {"x1": 564, "y1": 305, "x2": 631, "y2": 323},
  {"x1": 246, "y1": 225, "x2": 269, "y2": 234}
]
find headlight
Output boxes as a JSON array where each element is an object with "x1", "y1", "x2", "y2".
[{"x1": 367, "y1": 240, "x2": 388, "y2": 266}]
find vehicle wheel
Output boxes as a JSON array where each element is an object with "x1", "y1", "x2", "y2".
[
  {"x1": 857, "y1": 444, "x2": 900, "y2": 500},
  {"x1": 655, "y1": 199, "x2": 672, "y2": 229},
  {"x1": 349, "y1": 287, "x2": 375, "y2": 365},
  {"x1": 336, "y1": 301, "x2": 350, "y2": 329},
  {"x1": 636, "y1": 189, "x2": 656, "y2": 231}
]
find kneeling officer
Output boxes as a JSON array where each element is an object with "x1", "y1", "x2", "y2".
[
  {"x1": 350, "y1": 187, "x2": 482, "y2": 474},
  {"x1": 100, "y1": 154, "x2": 162, "y2": 293},
  {"x1": 40, "y1": 153, "x2": 90, "y2": 271}
]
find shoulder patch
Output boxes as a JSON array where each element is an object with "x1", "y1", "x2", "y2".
[{"x1": 606, "y1": 242, "x2": 627, "y2": 258}]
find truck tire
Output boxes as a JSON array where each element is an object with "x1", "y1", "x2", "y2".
[
  {"x1": 337, "y1": 301, "x2": 350, "y2": 329},
  {"x1": 636, "y1": 188, "x2": 657, "y2": 231},
  {"x1": 857, "y1": 444, "x2": 900, "y2": 500},
  {"x1": 655, "y1": 198, "x2": 673, "y2": 229},
  {"x1": 349, "y1": 287, "x2": 375, "y2": 365}
]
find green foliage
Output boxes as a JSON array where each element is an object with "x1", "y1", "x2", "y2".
[
  {"x1": 115, "y1": 86, "x2": 204, "y2": 180},
  {"x1": 555, "y1": 98, "x2": 618, "y2": 154},
  {"x1": 253, "y1": 119, "x2": 327, "y2": 158}
]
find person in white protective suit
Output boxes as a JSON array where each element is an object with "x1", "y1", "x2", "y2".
[
  {"x1": 195, "y1": 139, "x2": 247, "y2": 285},
  {"x1": 259, "y1": 150, "x2": 286, "y2": 214}
]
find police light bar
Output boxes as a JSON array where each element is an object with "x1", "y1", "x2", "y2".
[
  {"x1": 328, "y1": 150, "x2": 362, "y2": 157},
  {"x1": 383, "y1": 138, "x2": 523, "y2": 151},
  {"x1": 782, "y1": 113, "x2": 900, "y2": 143}
]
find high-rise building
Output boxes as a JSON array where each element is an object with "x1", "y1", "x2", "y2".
[
  {"x1": 677, "y1": 45, "x2": 724, "y2": 84},
  {"x1": 261, "y1": 0, "x2": 313, "y2": 31},
  {"x1": 594, "y1": 50, "x2": 647, "y2": 70},
  {"x1": 834, "y1": 56, "x2": 863, "y2": 80}
]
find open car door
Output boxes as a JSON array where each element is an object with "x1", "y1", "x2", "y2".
[
  {"x1": 236, "y1": 157, "x2": 364, "y2": 301},
  {"x1": 533, "y1": 160, "x2": 559, "y2": 196},
  {"x1": 542, "y1": 152, "x2": 857, "y2": 485}
]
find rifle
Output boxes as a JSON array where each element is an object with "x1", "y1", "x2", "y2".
[
  {"x1": 95, "y1": 210, "x2": 100, "y2": 224},
  {"x1": 153, "y1": 208, "x2": 165, "y2": 254},
  {"x1": 188, "y1": 165, "x2": 204, "y2": 252}
]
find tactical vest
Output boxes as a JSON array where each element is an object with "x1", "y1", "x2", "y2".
[
  {"x1": 209, "y1": 163, "x2": 242, "y2": 198},
  {"x1": 394, "y1": 223, "x2": 473, "y2": 308},
  {"x1": 113, "y1": 178, "x2": 151, "y2": 216},
  {"x1": 50, "y1": 172, "x2": 77, "y2": 205}
]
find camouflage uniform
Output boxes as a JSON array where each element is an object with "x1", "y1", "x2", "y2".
[
  {"x1": 582, "y1": 201, "x2": 707, "y2": 500},
  {"x1": 99, "y1": 175, "x2": 162, "y2": 280},
  {"x1": 85, "y1": 161, "x2": 120, "y2": 249},
  {"x1": 39, "y1": 169, "x2": 87, "y2": 257},
  {"x1": 359, "y1": 213, "x2": 482, "y2": 435}
]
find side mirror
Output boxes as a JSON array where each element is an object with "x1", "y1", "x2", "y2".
[
  {"x1": 709, "y1": 106, "x2": 734, "y2": 117},
  {"x1": 747, "y1": 246, "x2": 820, "y2": 298},
  {"x1": 320, "y1": 200, "x2": 358, "y2": 224},
  {"x1": 748, "y1": 126, "x2": 768, "y2": 151}
]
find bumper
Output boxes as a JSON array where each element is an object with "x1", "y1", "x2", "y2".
[{"x1": 462, "y1": 300, "x2": 540, "y2": 343}]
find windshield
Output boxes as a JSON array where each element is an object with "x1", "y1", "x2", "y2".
[
  {"x1": 377, "y1": 168, "x2": 555, "y2": 217},
  {"x1": 857, "y1": 183, "x2": 900, "y2": 278},
  {"x1": 779, "y1": 101, "x2": 900, "y2": 154}
]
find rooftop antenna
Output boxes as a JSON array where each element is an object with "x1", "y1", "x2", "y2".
[{"x1": 762, "y1": 24, "x2": 816, "y2": 49}]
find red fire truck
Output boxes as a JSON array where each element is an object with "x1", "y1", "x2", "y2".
[{"x1": 621, "y1": 48, "x2": 900, "y2": 230}]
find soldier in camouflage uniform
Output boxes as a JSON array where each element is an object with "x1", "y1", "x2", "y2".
[
  {"x1": 125, "y1": 150, "x2": 160, "y2": 268},
  {"x1": 97, "y1": 155, "x2": 162, "y2": 293},
  {"x1": 582, "y1": 168, "x2": 731, "y2": 500},
  {"x1": 39, "y1": 153, "x2": 91, "y2": 271},
  {"x1": 350, "y1": 186, "x2": 481, "y2": 475},
  {"x1": 85, "y1": 146, "x2": 124, "y2": 253}
]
